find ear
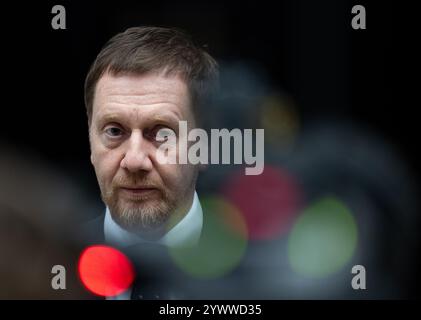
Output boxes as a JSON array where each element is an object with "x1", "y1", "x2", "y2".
[{"x1": 88, "y1": 129, "x2": 94, "y2": 166}]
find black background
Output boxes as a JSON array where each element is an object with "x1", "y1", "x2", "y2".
[
  {"x1": 2, "y1": 1, "x2": 412, "y2": 190},
  {"x1": 1, "y1": 0, "x2": 419, "y2": 298}
]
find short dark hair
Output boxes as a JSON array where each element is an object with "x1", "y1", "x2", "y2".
[{"x1": 84, "y1": 26, "x2": 219, "y2": 124}]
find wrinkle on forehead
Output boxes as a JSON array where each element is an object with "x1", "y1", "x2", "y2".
[
  {"x1": 95, "y1": 72, "x2": 190, "y2": 106},
  {"x1": 93, "y1": 72, "x2": 192, "y2": 123}
]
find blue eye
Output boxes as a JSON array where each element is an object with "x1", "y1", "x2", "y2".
[
  {"x1": 156, "y1": 128, "x2": 174, "y2": 139},
  {"x1": 155, "y1": 127, "x2": 176, "y2": 143},
  {"x1": 105, "y1": 126, "x2": 124, "y2": 137}
]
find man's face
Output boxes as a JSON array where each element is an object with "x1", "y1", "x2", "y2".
[{"x1": 89, "y1": 72, "x2": 198, "y2": 237}]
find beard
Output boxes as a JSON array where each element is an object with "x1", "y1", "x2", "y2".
[{"x1": 100, "y1": 173, "x2": 179, "y2": 237}]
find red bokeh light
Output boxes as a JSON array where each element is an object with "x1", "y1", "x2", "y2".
[
  {"x1": 222, "y1": 165, "x2": 302, "y2": 240},
  {"x1": 78, "y1": 245, "x2": 135, "y2": 297}
]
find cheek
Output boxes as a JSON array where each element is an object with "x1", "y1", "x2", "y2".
[
  {"x1": 164, "y1": 164, "x2": 198, "y2": 190},
  {"x1": 154, "y1": 163, "x2": 185, "y2": 187},
  {"x1": 182, "y1": 164, "x2": 197, "y2": 180},
  {"x1": 92, "y1": 149, "x2": 122, "y2": 185}
]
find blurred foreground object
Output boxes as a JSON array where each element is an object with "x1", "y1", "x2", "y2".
[{"x1": 0, "y1": 144, "x2": 92, "y2": 299}]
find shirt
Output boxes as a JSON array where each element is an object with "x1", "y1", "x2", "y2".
[{"x1": 104, "y1": 191, "x2": 203, "y2": 299}]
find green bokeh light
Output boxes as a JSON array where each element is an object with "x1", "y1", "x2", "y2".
[
  {"x1": 169, "y1": 197, "x2": 248, "y2": 279},
  {"x1": 288, "y1": 196, "x2": 358, "y2": 278}
]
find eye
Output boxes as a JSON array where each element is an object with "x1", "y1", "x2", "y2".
[
  {"x1": 156, "y1": 128, "x2": 175, "y2": 141},
  {"x1": 149, "y1": 126, "x2": 176, "y2": 143},
  {"x1": 104, "y1": 126, "x2": 124, "y2": 138}
]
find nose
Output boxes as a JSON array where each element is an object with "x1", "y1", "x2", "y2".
[{"x1": 120, "y1": 130, "x2": 153, "y2": 173}]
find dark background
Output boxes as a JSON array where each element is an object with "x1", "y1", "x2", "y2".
[
  {"x1": 1, "y1": 0, "x2": 419, "y2": 298},
  {"x1": 3, "y1": 0, "x2": 412, "y2": 188}
]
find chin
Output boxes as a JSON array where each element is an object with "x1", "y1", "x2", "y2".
[{"x1": 111, "y1": 199, "x2": 172, "y2": 232}]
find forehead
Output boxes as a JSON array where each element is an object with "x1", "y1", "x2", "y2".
[{"x1": 92, "y1": 72, "x2": 192, "y2": 121}]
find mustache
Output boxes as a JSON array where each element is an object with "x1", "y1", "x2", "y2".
[{"x1": 112, "y1": 174, "x2": 160, "y2": 189}]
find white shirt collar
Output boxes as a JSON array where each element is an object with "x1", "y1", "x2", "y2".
[{"x1": 104, "y1": 191, "x2": 203, "y2": 248}]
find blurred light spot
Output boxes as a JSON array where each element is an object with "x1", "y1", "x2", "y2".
[
  {"x1": 259, "y1": 94, "x2": 299, "y2": 148},
  {"x1": 169, "y1": 197, "x2": 247, "y2": 279},
  {"x1": 288, "y1": 196, "x2": 358, "y2": 278},
  {"x1": 78, "y1": 245, "x2": 135, "y2": 297},
  {"x1": 222, "y1": 165, "x2": 302, "y2": 240}
]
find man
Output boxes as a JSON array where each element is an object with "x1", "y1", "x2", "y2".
[
  {"x1": 84, "y1": 26, "x2": 217, "y2": 246},
  {"x1": 81, "y1": 26, "x2": 219, "y2": 298}
]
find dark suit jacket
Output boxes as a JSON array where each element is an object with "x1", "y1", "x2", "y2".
[
  {"x1": 80, "y1": 214, "x2": 105, "y2": 245},
  {"x1": 79, "y1": 211, "x2": 276, "y2": 299}
]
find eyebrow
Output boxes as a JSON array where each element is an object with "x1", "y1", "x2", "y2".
[
  {"x1": 95, "y1": 111, "x2": 182, "y2": 129},
  {"x1": 94, "y1": 113, "x2": 124, "y2": 129}
]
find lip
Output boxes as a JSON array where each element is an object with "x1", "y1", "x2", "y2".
[{"x1": 119, "y1": 187, "x2": 159, "y2": 195}]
